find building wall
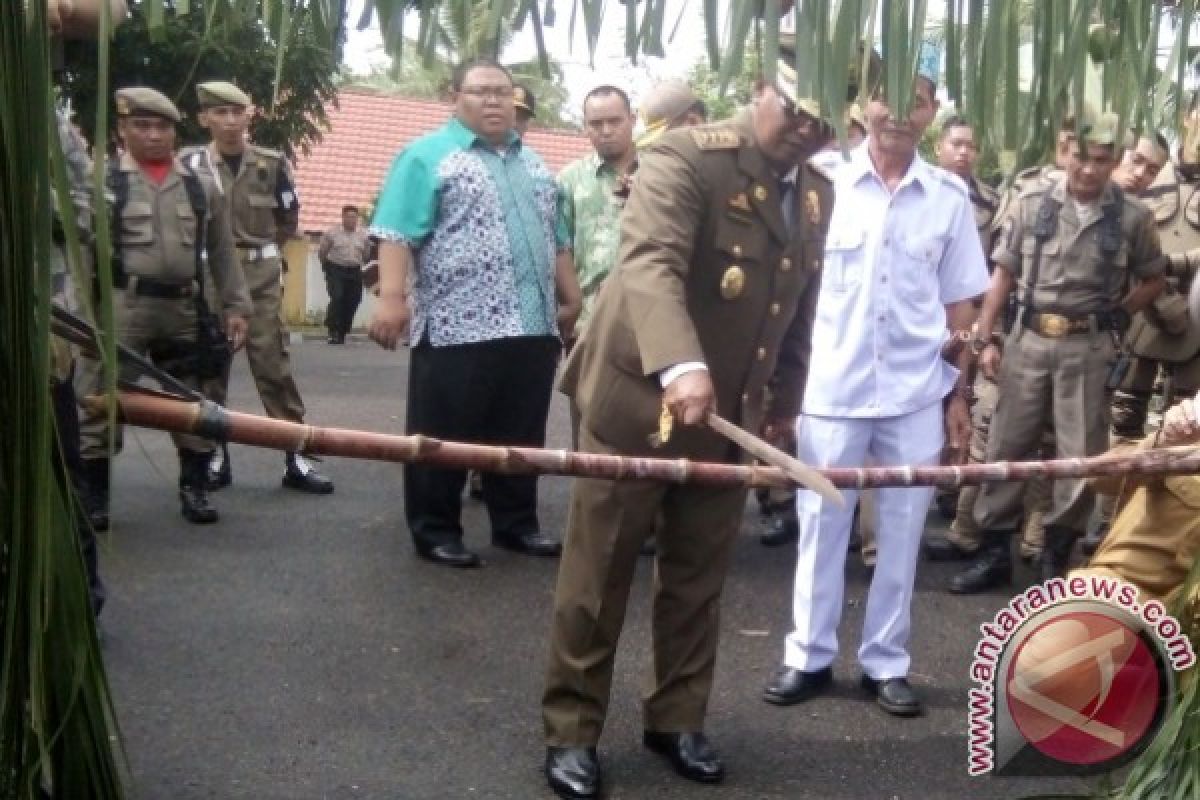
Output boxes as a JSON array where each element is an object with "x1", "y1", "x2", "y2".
[{"x1": 282, "y1": 235, "x2": 376, "y2": 331}]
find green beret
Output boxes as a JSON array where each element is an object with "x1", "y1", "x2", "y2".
[
  {"x1": 1081, "y1": 111, "x2": 1120, "y2": 147},
  {"x1": 114, "y1": 87, "x2": 180, "y2": 123},
  {"x1": 196, "y1": 80, "x2": 252, "y2": 109}
]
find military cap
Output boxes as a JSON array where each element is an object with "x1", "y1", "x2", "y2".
[
  {"x1": 1080, "y1": 111, "x2": 1121, "y2": 147},
  {"x1": 641, "y1": 79, "x2": 702, "y2": 128},
  {"x1": 845, "y1": 103, "x2": 866, "y2": 133},
  {"x1": 196, "y1": 80, "x2": 252, "y2": 109},
  {"x1": 775, "y1": 62, "x2": 822, "y2": 121},
  {"x1": 513, "y1": 84, "x2": 536, "y2": 116},
  {"x1": 114, "y1": 87, "x2": 180, "y2": 122}
]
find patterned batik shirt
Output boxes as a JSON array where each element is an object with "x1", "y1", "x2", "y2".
[
  {"x1": 556, "y1": 152, "x2": 628, "y2": 331},
  {"x1": 370, "y1": 117, "x2": 565, "y2": 346}
]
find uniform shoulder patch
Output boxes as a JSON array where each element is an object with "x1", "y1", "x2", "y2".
[
  {"x1": 250, "y1": 144, "x2": 283, "y2": 161},
  {"x1": 689, "y1": 127, "x2": 741, "y2": 150}
]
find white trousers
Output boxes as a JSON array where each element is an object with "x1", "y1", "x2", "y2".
[{"x1": 783, "y1": 401, "x2": 944, "y2": 680}]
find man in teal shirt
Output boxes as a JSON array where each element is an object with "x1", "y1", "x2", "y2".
[{"x1": 369, "y1": 59, "x2": 580, "y2": 568}]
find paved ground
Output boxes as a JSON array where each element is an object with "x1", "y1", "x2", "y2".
[{"x1": 99, "y1": 340, "x2": 1090, "y2": 799}]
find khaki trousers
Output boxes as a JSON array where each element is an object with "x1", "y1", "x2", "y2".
[
  {"x1": 975, "y1": 328, "x2": 1114, "y2": 533},
  {"x1": 542, "y1": 427, "x2": 746, "y2": 746},
  {"x1": 204, "y1": 252, "x2": 305, "y2": 422},
  {"x1": 79, "y1": 290, "x2": 213, "y2": 456}
]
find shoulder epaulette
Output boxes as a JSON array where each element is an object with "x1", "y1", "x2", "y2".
[
  {"x1": 689, "y1": 127, "x2": 740, "y2": 150},
  {"x1": 250, "y1": 143, "x2": 283, "y2": 161},
  {"x1": 805, "y1": 160, "x2": 833, "y2": 184}
]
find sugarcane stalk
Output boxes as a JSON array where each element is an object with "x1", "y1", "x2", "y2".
[{"x1": 92, "y1": 388, "x2": 1200, "y2": 490}]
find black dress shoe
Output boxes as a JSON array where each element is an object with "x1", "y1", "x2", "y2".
[
  {"x1": 417, "y1": 542, "x2": 483, "y2": 568},
  {"x1": 493, "y1": 531, "x2": 562, "y2": 557},
  {"x1": 923, "y1": 533, "x2": 976, "y2": 562},
  {"x1": 762, "y1": 665, "x2": 833, "y2": 706},
  {"x1": 643, "y1": 731, "x2": 724, "y2": 784},
  {"x1": 759, "y1": 511, "x2": 798, "y2": 547},
  {"x1": 282, "y1": 453, "x2": 335, "y2": 494},
  {"x1": 861, "y1": 675, "x2": 923, "y2": 717},
  {"x1": 545, "y1": 746, "x2": 600, "y2": 799}
]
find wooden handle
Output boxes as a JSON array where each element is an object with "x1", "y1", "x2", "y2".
[{"x1": 705, "y1": 412, "x2": 844, "y2": 506}]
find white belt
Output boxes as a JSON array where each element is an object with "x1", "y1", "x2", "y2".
[{"x1": 239, "y1": 243, "x2": 280, "y2": 262}]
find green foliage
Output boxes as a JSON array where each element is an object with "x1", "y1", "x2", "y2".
[
  {"x1": 688, "y1": 49, "x2": 763, "y2": 122},
  {"x1": 58, "y1": 1, "x2": 341, "y2": 156},
  {"x1": 2, "y1": 0, "x2": 125, "y2": 796}
]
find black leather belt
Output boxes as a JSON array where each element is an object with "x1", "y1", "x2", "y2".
[
  {"x1": 1022, "y1": 311, "x2": 1115, "y2": 337},
  {"x1": 113, "y1": 274, "x2": 195, "y2": 298}
]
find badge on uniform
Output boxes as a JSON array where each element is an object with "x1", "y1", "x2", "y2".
[
  {"x1": 720, "y1": 266, "x2": 745, "y2": 299},
  {"x1": 728, "y1": 192, "x2": 752, "y2": 213},
  {"x1": 805, "y1": 190, "x2": 821, "y2": 225},
  {"x1": 753, "y1": 185, "x2": 769, "y2": 202}
]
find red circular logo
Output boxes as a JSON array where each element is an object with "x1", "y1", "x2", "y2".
[{"x1": 1005, "y1": 612, "x2": 1162, "y2": 766}]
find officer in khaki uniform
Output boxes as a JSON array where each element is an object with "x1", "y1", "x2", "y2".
[
  {"x1": 541, "y1": 69, "x2": 832, "y2": 799},
  {"x1": 1071, "y1": 394, "x2": 1200, "y2": 611},
  {"x1": 952, "y1": 113, "x2": 1167, "y2": 594},
  {"x1": 182, "y1": 81, "x2": 332, "y2": 494},
  {"x1": 79, "y1": 87, "x2": 250, "y2": 524},
  {"x1": 1094, "y1": 134, "x2": 1200, "y2": 551}
]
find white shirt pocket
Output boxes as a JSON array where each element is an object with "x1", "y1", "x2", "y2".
[
  {"x1": 823, "y1": 226, "x2": 866, "y2": 292},
  {"x1": 897, "y1": 233, "x2": 946, "y2": 301}
]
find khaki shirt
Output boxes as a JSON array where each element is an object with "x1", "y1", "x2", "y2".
[
  {"x1": 319, "y1": 226, "x2": 371, "y2": 267},
  {"x1": 968, "y1": 175, "x2": 1000, "y2": 254},
  {"x1": 181, "y1": 143, "x2": 298, "y2": 247},
  {"x1": 111, "y1": 154, "x2": 250, "y2": 317},
  {"x1": 993, "y1": 174, "x2": 1165, "y2": 315},
  {"x1": 561, "y1": 110, "x2": 832, "y2": 461}
]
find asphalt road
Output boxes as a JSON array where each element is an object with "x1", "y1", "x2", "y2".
[{"x1": 99, "y1": 339, "x2": 1089, "y2": 800}]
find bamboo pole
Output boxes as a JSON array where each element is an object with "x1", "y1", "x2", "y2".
[{"x1": 96, "y1": 389, "x2": 1200, "y2": 491}]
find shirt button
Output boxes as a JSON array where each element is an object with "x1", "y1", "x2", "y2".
[
  {"x1": 770, "y1": 303, "x2": 781, "y2": 316},
  {"x1": 757, "y1": 347, "x2": 767, "y2": 361},
  {"x1": 781, "y1": 257, "x2": 792, "y2": 271},
  {"x1": 732, "y1": 244, "x2": 743, "y2": 257}
]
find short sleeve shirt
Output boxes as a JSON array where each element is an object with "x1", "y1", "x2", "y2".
[
  {"x1": 370, "y1": 117, "x2": 564, "y2": 346},
  {"x1": 557, "y1": 153, "x2": 626, "y2": 330},
  {"x1": 802, "y1": 144, "x2": 991, "y2": 418}
]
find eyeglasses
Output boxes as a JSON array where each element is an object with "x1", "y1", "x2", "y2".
[
  {"x1": 460, "y1": 86, "x2": 515, "y2": 101},
  {"x1": 775, "y1": 95, "x2": 821, "y2": 130}
]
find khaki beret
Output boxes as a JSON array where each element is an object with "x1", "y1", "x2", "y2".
[
  {"x1": 196, "y1": 80, "x2": 252, "y2": 109},
  {"x1": 775, "y1": 62, "x2": 822, "y2": 121},
  {"x1": 640, "y1": 79, "x2": 702, "y2": 128},
  {"x1": 845, "y1": 103, "x2": 866, "y2": 132},
  {"x1": 114, "y1": 87, "x2": 180, "y2": 122},
  {"x1": 1080, "y1": 111, "x2": 1120, "y2": 147},
  {"x1": 513, "y1": 85, "x2": 536, "y2": 116}
]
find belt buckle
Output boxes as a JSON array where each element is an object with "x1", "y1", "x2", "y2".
[{"x1": 1039, "y1": 313, "x2": 1070, "y2": 337}]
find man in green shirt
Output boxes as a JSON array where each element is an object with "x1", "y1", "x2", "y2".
[{"x1": 556, "y1": 85, "x2": 637, "y2": 341}]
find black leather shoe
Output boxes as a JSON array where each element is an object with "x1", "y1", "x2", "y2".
[
  {"x1": 417, "y1": 541, "x2": 483, "y2": 568},
  {"x1": 545, "y1": 746, "x2": 600, "y2": 799},
  {"x1": 762, "y1": 665, "x2": 833, "y2": 706},
  {"x1": 282, "y1": 453, "x2": 334, "y2": 494},
  {"x1": 923, "y1": 533, "x2": 976, "y2": 562},
  {"x1": 179, "y1": 486, "x2": 219, "y2": 524},
  {"x1": 643, "y1": 731, "x2": 724, "y2": 784},
  {"x1": 493, "y1": 531, "x2": 561, "y2": 557},
  {"x1": 861, "y1": 675, "x2": 923, "y2": 717},
  {"x1": 759, "y1": 510, "x2": 798, "y2": 547},
  {"x1": 206, "y1": 445, "x2": 232, "y2": 491},
  {"x1": 948, "y1": 530, "x2": 1013, "y2": 594}
]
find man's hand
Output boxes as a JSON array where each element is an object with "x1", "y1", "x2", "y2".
[
  {"x1": 369, "y1": 294, "x2": 411, "y2": 351},
  {"x1": 663, "y1": 369, "x2": 716, "y2": 426},
  {"x1": 225, "y1": 315, "x2": 248, "y2": 352},
  {"x1": 761, "y1": 414, "x2": 797, "y2": 450},
  {"x1": 1160, "y1": 394, "x2": 1200, "y2": 446},
  {"x1": 557, "y1": 304, "x2": 581, "y2": 343},
  {"x1": 979, "y1": 343, "x2": 1002, "y2": 381},
  {"x1": 943, "y1": 394, "x2": 971, "y2": 465}
]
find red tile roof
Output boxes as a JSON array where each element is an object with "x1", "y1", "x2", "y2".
[{"x1": 294, "y1": 89, "x2": 594, "y2": 233}]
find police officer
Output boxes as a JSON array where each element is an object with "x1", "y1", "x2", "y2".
[
  {"x1": 514, "y1": 83, "x2": 536, "y2": 136},
  {"x1": 183, "y1": 81, "x2": 332, "y2": 494},
  {"x1": 79, "y1": 87, "x2": 251, "y2": 525},
  {"x1": 952, "y1": 113, "x2": 1167, "y2": 594},
  {"x1": 541, "y1": 65, "x2": 832, "y2": 798}
]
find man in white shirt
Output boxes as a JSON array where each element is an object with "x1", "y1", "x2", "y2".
[{"x1": 763, "y1": 72, "x2": 989, "y2": 717}]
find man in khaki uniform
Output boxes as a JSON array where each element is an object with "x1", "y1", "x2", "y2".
[
  {"x1": 318, "y1": 204, "x2": 371, "y2": 344},
  {"x1": 1071, "y1": 393, "x2": 1200, "y2": 609},
  {"x1": 182, "y1": 80, "x2": 332, "y2": 494},
  {"x1": 953, "y1": 114, "x2": 1167, "y2": 594},
  {"x1": 1090, "y1": 134, "x2": 1199, "y2": 549},
  {"x1": 541, "y1": 70, "x2": 832, "y2": 799},
  {"x1": 79, "y1": 87, "x2": 250, "y2": 524}
]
